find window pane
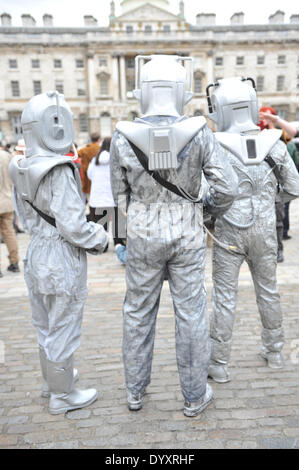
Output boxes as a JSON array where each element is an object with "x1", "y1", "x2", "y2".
[
  {"x1": 79, "y1": 113, "x2": 89, "y2": 132},
  {"x1": 278, "y1": 55, "x2": 286, "y2": 64},
  {"x1": 236, "y1": 56, "x2": 244, "y2": 65},
  {"x1": 9, "y1": 59, "x2": 17, "y2": 69},
  {"x1": 99, "y1": 57, "x2": 107, "y2": 67},
  {"x1": 11, "y1": 81, "x2": 20, "y2": 97},
  {"x1": 55, "y1": 80, "x2": 64, "y2": 94},
  {"x1": 257, "y1": 56, "x2": 265, "y2": 65},
  {"x1": 194, "y1": 76, "x2": 202, "y2": 94},
  {"x1": 277, "y1": 75, "x2": 285, "y2": 91},
  {"x1": 257, "y1": 76, "x2": 264, "y2": 92},
  {"x1": 77, "y1": 80, "x2": 86, "y2": 96},
  {"x1": 100, "y1": 77, "x2": 108, "y2": 95},
  {"x1": 76, "y1": 59, "x2": 84, "y2": 68},
  {"x1": 32, "y1": 59, "x2": 40, "y2": 68},
  {"x1": 33, "y1": 80, "x2": 42, "y2": 95},
  {"x1": 215, "y1": 57, "x2": 223, "y2": 66},
  {"x1": 54, "y1": 59, "x2": 62, "y2": 68}
]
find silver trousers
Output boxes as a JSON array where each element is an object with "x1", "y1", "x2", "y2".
[
  {"x1": 123, "y1": 234, "x2": 210, "y2": 403},
  {"x1": 211, "y1": 219, "x2": 284, "y2": 364}
]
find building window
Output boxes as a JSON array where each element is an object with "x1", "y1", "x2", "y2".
[
  {"x1": 236, "y1": 56, "x2": 244, "y2": 66},
  {"x1": 144, "y1": 25, "x2": 152, "y2": 35},
  {"x1": 55, "y1": 80, "x2": 64, "y2": 94},
  {"x1": 126, "y1": 25, "x2": 133, "y2": 34},
  {"x1": 99, "y1": 57, "x2": 107, "y2": 67},
  {"x1": 296, "y1": 108, "x2": 299, "y2": 121},
  {"x1": 278, "y1": 55, "x2": 286, "y2": 65},
  {"x1": 256, "y1": 76, "x2": 264, "y2": 92},
  {"x1": 100, "y1": 76, "x2": 109, "y2": 95},
  {"x1": 100, "y1": 113, "x2": 112, "y2": 137},
  {"x1": 276, "y1": 75, "x2": 285, "y2": 92},
  {"x1": 31, "y1": 59, "x2": 40, "y2": 69},
  {"x1": 194, "y1": 76, "x2": 203, "y2": 94},
  {"x1": 11, "y1": 115, "x2": 22, "y2": 140},
  {"x1": 11, "y1": 81, "x2": 20, "y2": 97},
  {"x1": 33, "y1": 80, "x2": 42, "y2": 95},
  {"x1": 79, "y1": 113, "x2": 89, "y2": 133},
  {"x1": 9, "y1": 59, "x2": 17, "y2": 69},
  {"x1": 76, "y1": 59, "x2": 84, "y2": 68},
  {"x1": 127, "y1": 78, "x2": 135, "y2": 92},
  {"x1": 163, "y1": 25, "x2": 171, "y2": 34},
  {"x1": 276, "y1": 107, "x2": 288, "y2": 120},
  {"x1": 257, "y1": 56, "x2": 265, "y2": 65},
  {"x1": 54, "y1": 59, "x2": 62, "y2": 69},
  {"x1": 194, "y1": 110, "x2": 203, "y2": 116},
  {"x1": 126, "y1": 58, "x2": 135, "y2": 69},
  {"x1": 215, "y1": 57, "x2": 223, "y2": 66},
  {"x1": 77, "y1": 80, "x2": 86, "y2": 96}
]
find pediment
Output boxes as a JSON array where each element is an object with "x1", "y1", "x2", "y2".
[{"x1": 115, "y1": 3, "x2": 182, "y2": 22}]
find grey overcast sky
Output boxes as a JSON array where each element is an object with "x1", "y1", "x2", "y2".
[{"x1": 0, "y1": 0, "x2": 297, "y2": 27}]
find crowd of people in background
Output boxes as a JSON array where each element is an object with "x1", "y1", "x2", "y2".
[{"x1": 0, "y1": 105, "x2": 299, "y2": 276}]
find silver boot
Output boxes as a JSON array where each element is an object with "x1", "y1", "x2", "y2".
[
  {"x1": 127, "y1": 389, "x2": 146, "y2": 411},
  {"x1": 184, "y1": 383, "x2": 214, "y2": 417},
  {"x1": 260, "y1": 346, "x2": 284, "y2": 369},
  {"x1": 208, "y1": 362, "x2": 230, "y2": 383},
  {"x1": 39, "y1": 346, "x2": 79, "y2": 398},
  {"x1": 47, "y1": 355, "x2": 98, "y2": 415}
]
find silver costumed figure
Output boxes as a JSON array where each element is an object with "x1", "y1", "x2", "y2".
[
  {"x1": 9, "y1": 92, "x2": 109, "y2": 414},
  {"x1": 206, "y1": 77, "x2": 299, "y2": 383},
  {"x1": 110, "y1": 55, "x2": 238, "y2": 416}
]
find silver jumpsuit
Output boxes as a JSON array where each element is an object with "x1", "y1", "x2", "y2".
[
  {"x1": 110, "y1": 116, "x2": 238, "y2": 403},
  {"x1": 210, "y1": 138, "x2": 299, "y2": 365},
  {"x1": 14, "y1": 164, "x2": 108, "y2": 362}
]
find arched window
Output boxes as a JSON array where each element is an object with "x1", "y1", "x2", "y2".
[
  {"x1": 194, "y1": 76, "x2": 203, "y2": 94},
  {"x1": 100, "y1": 112, "x2": 111, "y2": 137}
]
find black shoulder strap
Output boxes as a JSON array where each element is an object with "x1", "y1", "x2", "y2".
[
  {"x1": 127, "y1": 140, "x2": 201, "y2": 202},
  {"x1": 26, "y1": 201, "x2": 56, "y2": 227},
  {"x1": 264, "y1": 155, "x2": 281, "y2": 193},
  {"x1": 25, "y1": 162, "x2": 79, "y2": 227}
]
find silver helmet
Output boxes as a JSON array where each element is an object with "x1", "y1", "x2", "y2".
[
  {"x1": 21, "y1": 91, "x2": 74, "y2": 158},
  {"x1": 133, "y1": 55, "x2": 194, "y2": 117},
  {"x1": 206, "y1": 77, "x2": 260, "y2": 133}
]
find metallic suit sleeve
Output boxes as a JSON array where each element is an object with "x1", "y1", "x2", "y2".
[
  {"x1": 200, "y1": 125, "x2": 238, "y2": 216},
  {"x1": 49, "y1": 165, "x2": 109, "y2": 252},
  {"x1": 110, "y1": 130, "x2": 130, "y2": 210},
  {"x1": 279, "y1": 144, "x2": 299, "y2": 203}
]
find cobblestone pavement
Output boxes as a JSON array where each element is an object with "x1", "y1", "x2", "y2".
[{"x1": 0, "y1": 201, "x2": 299, "y2": 450}]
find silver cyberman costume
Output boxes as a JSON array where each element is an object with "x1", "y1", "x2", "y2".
[
  {"x1": 110, "y1": 55, "x2": 238, "y2": 417},
  {"x1": 9, "y1": 92, "x2": 109, "y2": 414},
  {"x1": 207, "y1": 77, "x2": 299, "y2": 382}
]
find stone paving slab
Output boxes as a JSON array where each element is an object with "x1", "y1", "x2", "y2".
[{"x1": 0, "y1": 201, "x2": 299, "y2": 449}]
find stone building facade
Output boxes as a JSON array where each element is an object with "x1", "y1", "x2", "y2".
[{"x1": 0, "y1": 0, "x2": 299, "y2": 145}]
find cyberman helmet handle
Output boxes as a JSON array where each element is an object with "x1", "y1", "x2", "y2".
[{"x1": 134, "y1": 55, "x2": 194, "y2": 100}]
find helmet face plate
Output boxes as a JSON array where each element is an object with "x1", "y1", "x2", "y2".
[
  {"x1": 208, "y1": 77, "x2": 260, "y2": 133},
  {"x1": 22, "y1": 91, "x2": 74, "y2": 158}
]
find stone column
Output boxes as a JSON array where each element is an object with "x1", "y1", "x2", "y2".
[
  {"x1": 87, "y1": 50, "x2": 96, "y2": 103},
  {"x1": 207, "y1": 50, "x2": 214, "y2": 84},
  {"x1": 119, "y1": 54, "x2": 126, "y2": 101},
  {"x1": 112, "y1": 53, "x2": 120, "y2": 101}
]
